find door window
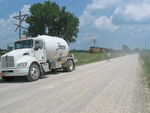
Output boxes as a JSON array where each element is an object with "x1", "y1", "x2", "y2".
[{"x1": 35, "y1": 40, "x2": 43, "y2": 50}]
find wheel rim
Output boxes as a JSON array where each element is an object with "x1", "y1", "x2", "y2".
[
  {"x1": 68, "y1": 60, "x2": 73, "y2": 70},
  {"x1": 30, "y1": 65, "x2": 39, "y2": 80}
]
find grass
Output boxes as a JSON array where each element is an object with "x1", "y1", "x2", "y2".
[
  {"x1": 72, "y1": 52, "x2": 127, "y2": 66},
  {"x1": 140, "y1": 51, "x2": 150, "y2": 88}
]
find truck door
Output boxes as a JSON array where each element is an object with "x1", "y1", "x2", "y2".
[{"x1": 34, "y1": 40, "x2": 46, "y2": 62}]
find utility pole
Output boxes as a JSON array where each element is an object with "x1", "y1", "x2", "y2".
[
  {"x1": 91, "y1": 39, "x2": 98, "y2": 47},
  {"x1": 145, "y1": 40, "x2": 147, "y2": 50},
  {"x1": 93, "y1": 40, "x2": 96, "y2": 47},
  {"x1": 13, "y1": 11, "x2": 28, "y2": 39}
]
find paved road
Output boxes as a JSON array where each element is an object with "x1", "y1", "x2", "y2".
[{"x1": 0, "y1": 54, "x2": 148, "y2": 113}]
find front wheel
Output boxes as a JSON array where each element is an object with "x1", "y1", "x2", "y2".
[
  {"x1": 26, "y1": 63, "x2": 40, "y2": 81},
  {"x1": 63, "y1": 60, "x2": 75, "y2": 72}
]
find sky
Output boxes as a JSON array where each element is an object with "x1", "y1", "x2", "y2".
[{"x1": 0, "y1": 0, "x2": 150, "y2": 50}]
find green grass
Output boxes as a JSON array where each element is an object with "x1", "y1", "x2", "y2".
[
  {"x1": 140, "y1": 51, "x2": 150, "y2": 88},
  {"x1": 72, "y1": 52, "x2": 127, "y2": 66}
]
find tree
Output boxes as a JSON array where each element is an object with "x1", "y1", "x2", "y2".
[
  {"x1": 122, "y1": 44, "x2": 130, "y2": 52},
  {"x1": 25, "y1": 1, "x2": 79, "y2": 43}
]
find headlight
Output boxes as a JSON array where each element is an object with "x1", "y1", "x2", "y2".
[{"x1": 17, "y1": 62, "x2": 27, "y2": 68}]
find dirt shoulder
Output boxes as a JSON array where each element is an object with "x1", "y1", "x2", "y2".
[{"x1": 139, "y1": 58, "x2": 150, "y2": 112}]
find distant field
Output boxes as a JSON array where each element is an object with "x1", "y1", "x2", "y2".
[
  {"x1": 72, "y1": 52, "x2": 127, "y2": 66},
  {"x1": 140, "y1": 51, "x2": 150, "y2": 88}
]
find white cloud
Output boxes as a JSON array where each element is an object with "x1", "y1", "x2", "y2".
[
  {"x1": 80, "y1": 0, "x2": 150, "y2": 27},
  {"x1": 21, "y1": 5, "x2": 31, "y2": 14},
  {"x1": 87, "y1": 0, "x2": 121, "y2": 11},
  {"x1": 94, "y1": 16, "x2": 119, "y2": 32},
  {"x1": 79, "y1": 11, "x2": 94, "y2": 27},
  {"x1": 79, "y1": 0, "x2": 120, "y2": 28},
  {"x1": 114, "y1": 3, "x2": 150, "y2": 22}
]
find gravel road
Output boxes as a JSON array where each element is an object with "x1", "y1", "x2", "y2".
[{"x1": 0, "y1": 54, "x2": 149, "y2": 113}]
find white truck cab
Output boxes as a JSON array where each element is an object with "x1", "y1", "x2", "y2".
[{"x1": 0, "y1": 35, "x2": 76, "y2": 81}]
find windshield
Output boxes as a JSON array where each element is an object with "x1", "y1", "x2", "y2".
[{"x1": 14, "y1": 39, "x2": 33, "y2": 50}]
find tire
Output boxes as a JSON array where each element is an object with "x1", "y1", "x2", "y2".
[
  {"x1": 26, "y1": 63, "x2": 40, "y2": 81},
  {"x1": 63, "y1": 60, "x2": 75, "y2": 72},
  {"x1": 2, "y1": 76, "x2": 14, "y2": 81}
]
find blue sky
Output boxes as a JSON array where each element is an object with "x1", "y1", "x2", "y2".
[{"x1": 0, "y1": 0, "x2": 150, "y2": 50}]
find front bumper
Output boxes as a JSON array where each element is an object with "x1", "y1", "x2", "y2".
[{"x1": 0, "y1": 67, "x2": 29, "y2": 77}]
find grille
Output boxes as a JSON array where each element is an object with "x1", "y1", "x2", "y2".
[{"x1": 1, "y1": 56, "x2": 14, "y2": 67}]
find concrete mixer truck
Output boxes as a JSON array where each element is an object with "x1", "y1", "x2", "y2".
[{"x1": 0, "y1": 35, "x2": 76, "y2": 81}]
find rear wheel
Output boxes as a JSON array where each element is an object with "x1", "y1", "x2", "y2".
[
  {"x1": 63, "y1": 60, "x2": 75, "y2": 72},
  {"x1": 26, "y1": 63, "x2": 40, "y2": 81},
  {"x1": 2, "y1": 76, "x2": 14, "y2": 81}
]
